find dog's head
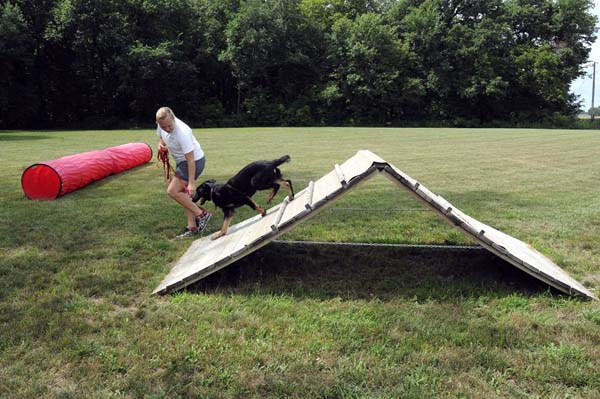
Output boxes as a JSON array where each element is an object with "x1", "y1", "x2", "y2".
[{"x1": 192, "y1": 179, "x2": 216, "y2": 204}]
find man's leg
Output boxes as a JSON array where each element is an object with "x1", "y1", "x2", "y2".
[{"x1": 167, "y1": 178, "x2": 204, "y2": 229}]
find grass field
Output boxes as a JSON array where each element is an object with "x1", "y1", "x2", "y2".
[{"x1": 1, "y1": 127, "x2": 599, "y2": 398}]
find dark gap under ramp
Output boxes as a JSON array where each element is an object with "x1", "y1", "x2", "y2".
[
  {"x1": 188, "y1": 242, "x2": 555, "y2": 300},
  {"x1": 153, "y1": 150, "x2": 597, "y2": 300}
]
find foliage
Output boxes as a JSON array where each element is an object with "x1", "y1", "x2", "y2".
[
  {"x1": 0, "y1": 0, "x2": 597, "y2": 128},
  {"x1": 0, "y1": 2, "x2": 37, "y2": 128}
]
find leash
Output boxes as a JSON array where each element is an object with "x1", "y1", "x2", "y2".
[
  {"x1": 157, "y1": 147, "x2": 189, "y2": 194},
  {"x1": 157, "y1": 147, "x2": 175, "y2": 181}
]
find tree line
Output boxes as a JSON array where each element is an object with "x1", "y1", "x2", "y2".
[{"x1": 0, "y1": 0, "x2": 597, "y2": 129}]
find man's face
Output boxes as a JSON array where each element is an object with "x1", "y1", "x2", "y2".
[{"x1": 158, "y1": 116, "x2": 175, "y2": 133}]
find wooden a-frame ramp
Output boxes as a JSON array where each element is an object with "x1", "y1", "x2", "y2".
[{"x1": 153, "y1": 150, "x2": 597, "y2": 300}]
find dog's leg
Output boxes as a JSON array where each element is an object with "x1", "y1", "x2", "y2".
[
  {"x1": 211, "y1": 210, "x2": 235, "y2": 240},
  {"x1": 286, "y1": 179, "x2": 294, "y2": 200},
  {"x1": 266, "y1": 185, "x2": 280, "y2": 203},
  {"x1": 273, "y1": 179, "x2": 294, "y2": 201},
  {"x1": 244, "y1": 196, "x2": 266, "y2": 216}
]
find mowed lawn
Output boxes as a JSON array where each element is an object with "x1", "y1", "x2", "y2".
[{"x1": 0, "y1": 127, "x2": 599, "y2": 398}]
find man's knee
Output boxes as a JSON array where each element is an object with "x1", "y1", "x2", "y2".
[{"x1": 167, "y1": 185, "x2": 180, "y2": 198}]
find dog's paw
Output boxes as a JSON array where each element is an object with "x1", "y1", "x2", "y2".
[
  {"x1": 211, "y1": 231, "x2": 225, "y2": 240},
  {"x1": 258, "y1": 207, "x2": 266, "y2": 217}
]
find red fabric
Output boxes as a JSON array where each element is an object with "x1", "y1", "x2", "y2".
[
  {"x1": 21, "y1": 142, "x2": 153, "y2": 200},
  {"x1": 107, "y1": 143, "x2": 153, "y2": 174}
]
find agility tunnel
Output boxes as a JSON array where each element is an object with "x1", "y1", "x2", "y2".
[
  {"x1": 21, "y1": 142, "x2": 153, "y2": 200},
  {"x1": 153, "y1": 150, "x2": 597, "y2": 300}
]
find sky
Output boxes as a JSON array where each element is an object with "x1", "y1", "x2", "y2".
[{"x1": 569, "y1": 0, "x2": 600, "y2": 111}]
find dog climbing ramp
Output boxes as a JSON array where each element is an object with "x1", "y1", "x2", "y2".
[{"x1": 153, "y1": 150, "x2": 597, "y2": 300}]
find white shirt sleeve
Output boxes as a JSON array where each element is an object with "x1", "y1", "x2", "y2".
[{"x1": 177, "y1": 124, "x2": 195, "y2": 155}]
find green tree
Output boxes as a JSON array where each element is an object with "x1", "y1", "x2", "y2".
[
  {"x1": 220, "y1": 0, "x2": 324, "y2": 124},
  {"x1": 201, "y1": 0, "x2": 242, "y2": 120},
  {"x1": 324, "y1": 13, "x2": 414, "y2": 124},
  {"x1": 0, "y1": 2, "x2": 37, "y2": 128},
  {"x1": 8, "y1": 0, "x2": 57, "y2": 127},
  {"x1": 1, "y1": 0, "x2": 597, "y2": 128},
  {"x1": 505, "y1": 0, "x2": 596, "y2": 121},
  {"x1": 299, "y1": 0, "x2": 391, "y2": 29},
  {"x1": 43, "y1": 0, "x2": 131, "y2": 126},
  {"x1": 387, "y1": 0, "x2": 596, "y2": 125}
]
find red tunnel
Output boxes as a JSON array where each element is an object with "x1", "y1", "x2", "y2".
[{"x1": 21, "y1": 142, "x2": 153, "y2": 200}]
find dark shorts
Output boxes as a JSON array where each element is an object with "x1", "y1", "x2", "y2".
[{"x1": 175, "y1": 157, "x2": 205, "y2": 182}]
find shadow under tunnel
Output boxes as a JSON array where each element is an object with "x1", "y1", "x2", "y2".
[{"x1": 187, "y1": 241, "x2": 558, "y2": 301}]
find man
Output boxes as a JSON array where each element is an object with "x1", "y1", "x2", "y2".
[{"x1": 156, "y1": 106, "x2": 211, "y2": 238}]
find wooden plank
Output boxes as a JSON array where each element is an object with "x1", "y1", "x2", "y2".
[{"x1": 311, "y1": 169, "x2": 343, "y2": 204}]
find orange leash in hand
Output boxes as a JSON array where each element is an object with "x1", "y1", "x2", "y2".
[
  {"x1": 157, "y1": 147, "x2": 189, "y2": 194},
  {"x1": 157, "y1": 147, "x2": 175, "y2": 181}
]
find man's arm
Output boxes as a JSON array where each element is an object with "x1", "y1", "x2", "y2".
[{"x1": 184, "y1": 151, "x2": 196, "y2": 196}]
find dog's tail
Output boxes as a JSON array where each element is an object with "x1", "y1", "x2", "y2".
[{"x1": 272, "y1": 155, "x2": 291, "y2": 167}]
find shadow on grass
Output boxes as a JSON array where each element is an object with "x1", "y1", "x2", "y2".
[
  {"x1": 0, "y1": 134, "x2": 50, "y2": 141},
  {"x1": 187, "y1": 242, "x2": 560, "y2": 301}
]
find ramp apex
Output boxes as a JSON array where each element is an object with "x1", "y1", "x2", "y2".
[{"x1": 356, "y1": 149, "x2": 387, "y2": 164}]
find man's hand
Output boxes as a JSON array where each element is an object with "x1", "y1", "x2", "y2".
[
  {"x1": 184, "y1": 151, "x2": 196, "y2": 197},
  {"x1": 187, "y1": 182, "x2": 196, "y2": 198}
]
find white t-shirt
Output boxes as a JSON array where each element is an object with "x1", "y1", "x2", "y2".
[{"x1": 156, "y1": 117, "x2": 204, "y2": 163}]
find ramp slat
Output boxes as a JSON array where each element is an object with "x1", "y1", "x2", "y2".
[
  {"x1": 335, "y1": 164, "x2": 347, "y2": 186},
  {"x1": 279, "y1": 188, "x2": 314, "y2": 227},
  {"x1": 305, "y1": 181, "x2": 315, "y2": 209}
]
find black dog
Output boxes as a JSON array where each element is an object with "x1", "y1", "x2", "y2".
[{"x1": 193, "y1": 155, "x2": 294, "y2": 239}]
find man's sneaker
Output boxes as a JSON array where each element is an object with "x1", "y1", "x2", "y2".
[
  {"x1": 174, "y1": 227, "x2": 199, "y2": 240},
  {"x1": 195, "y1": 212, "x2": 212, "y2": 231}
]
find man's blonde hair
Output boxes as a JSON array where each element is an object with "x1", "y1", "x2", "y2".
[{"x1": 156, "y1": 107, "x2": 175, "y2": 121}]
